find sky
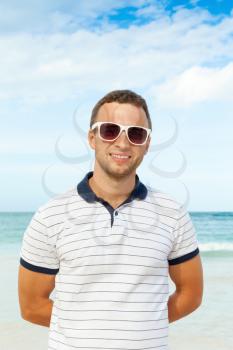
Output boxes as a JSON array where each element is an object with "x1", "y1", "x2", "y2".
[{"x1": 0, "y1": 0, "x2": 232, "y2": 212}]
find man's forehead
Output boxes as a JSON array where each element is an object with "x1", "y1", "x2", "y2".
[{"x1": 97, "y1": 102, "x2": 145, "y2": 117}]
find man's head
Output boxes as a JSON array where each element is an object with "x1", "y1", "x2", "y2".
[
  {"x1": 88, "y1": 89, "x2": 152, "y2": 179},
  {"x1": 90, "y1": 89, "x2": 152, "y2": 130}
]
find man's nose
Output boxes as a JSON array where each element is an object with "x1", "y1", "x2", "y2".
[{"x1": 115, "y1": 130, "x2": 130, "y2": 146}]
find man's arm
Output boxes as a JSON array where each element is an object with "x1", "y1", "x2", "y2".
[
  {"x1": 18, "y1": 265, "x2": 56, "y2": 327},
  {"x1": 168, "y1": 254, "x2": 203, "y2": 323}
]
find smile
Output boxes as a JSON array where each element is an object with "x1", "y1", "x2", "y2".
[{"x1": 110, "y1": 153, "x2": 131, "y2": 159}]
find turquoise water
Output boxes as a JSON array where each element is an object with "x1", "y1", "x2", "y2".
[
  {"x1": 0, "y1": 211, "x2": 233, "y2": 256},
  {"x1": 0, "y1": 212, "x2": 33, "y2": 244},
  {"x1": 191, "y1": 212, "x2": 233, "y2": 257}
]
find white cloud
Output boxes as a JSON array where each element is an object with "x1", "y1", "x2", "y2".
[
  {"x1": 135, "y1": 1, "x2": 167, "y2": 19},
  {"x1": 0, "y1": 7, "x2": 233, "y2": 106},
  {"x1": 155, "y1": 63, "x2": 233, "y2": 108},
  {"x1": 0, "y1": 0, "x2": 157, "y2": 34}
]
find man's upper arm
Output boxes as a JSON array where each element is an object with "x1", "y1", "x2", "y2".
[
  {"x1": 169, "y1": 254, "x2": 203, "y2": 300},
  {"x1": 19, "y1": 207, "x2": 59, "y2": 274},
  {"x1": 18, "y1": 207, "x2": 59, "y2": 315},
  {"x1": 18, "y1": 265, "x2": 56, "y2": 315}
]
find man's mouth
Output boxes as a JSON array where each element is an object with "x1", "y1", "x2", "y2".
[
  {"x1": 110, "y1": 153, "x2": 131, "y2": 159},
  {"x1": 109, "y1": 153, "x2": 131, "y2": 164}
]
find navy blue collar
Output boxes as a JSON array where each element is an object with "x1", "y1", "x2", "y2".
[{"x1": 77, "y1": 171, "x2": 148, "y2": 206}]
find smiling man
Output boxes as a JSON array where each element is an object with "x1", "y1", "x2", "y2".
[{"x1": 18, "y1": 89, "x2": 203, "y2": 350}]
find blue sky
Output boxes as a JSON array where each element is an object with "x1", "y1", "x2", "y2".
[{"x1": 0, "y1": 0, "x2": 233, "y2": 211}]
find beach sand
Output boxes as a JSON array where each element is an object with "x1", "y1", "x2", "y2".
[
  {"x1": 0, "y1": 322, "x2": 48, "y2": 350},
  {"x1": 0, "y1": 252, "x2": 232, "y2": 350},
  {"x1": 169, "y1": 255, "x2": 233, "y2": 350}
]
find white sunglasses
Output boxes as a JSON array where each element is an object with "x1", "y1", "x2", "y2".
[{"x1": 91, "y1": 121, "x2": 151, "y2": 146}]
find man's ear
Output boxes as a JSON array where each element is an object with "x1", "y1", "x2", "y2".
[{"x1": 88, "y1": 129, "x2": 96, "y2": 150}]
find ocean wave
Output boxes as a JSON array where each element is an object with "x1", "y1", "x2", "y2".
[{"x1": 199, "y1": 242, "x2": 233, "y2": 252}]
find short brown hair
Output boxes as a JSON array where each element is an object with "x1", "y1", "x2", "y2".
[{"x1": 90, "y1": 89, "x2": 152, "y2": 130}]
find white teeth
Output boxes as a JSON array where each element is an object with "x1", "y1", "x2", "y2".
[{"x1": 111, "y1": 154, "x2": 129, "y2": 159}]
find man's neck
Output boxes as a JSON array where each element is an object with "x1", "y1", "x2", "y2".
[{"x1": 88, "y1": 169, "x2": 136, "y2": 208}]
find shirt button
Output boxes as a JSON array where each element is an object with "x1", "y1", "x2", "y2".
[{"x1": 115, "y1": 211, "x2": 118, "y2": 216}]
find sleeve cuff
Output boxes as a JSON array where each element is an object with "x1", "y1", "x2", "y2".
[
  {"x1": 168, "y1": 247, "x2": 199, "y2": 265},
  {"x1": 20, "y1": 257, "x2": 59, "y2": 275}
]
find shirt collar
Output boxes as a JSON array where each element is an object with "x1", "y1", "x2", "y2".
[{"x1": 77, "y1": 171, "x2": 148, "y2": 205}]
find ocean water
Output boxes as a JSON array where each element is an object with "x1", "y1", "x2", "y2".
[
  {"x1": 0, "y1": 211, "x2": 233, "y2": 256},
  {"x1": 191, "y1": 212, "x2": 233, "y2": 256}
]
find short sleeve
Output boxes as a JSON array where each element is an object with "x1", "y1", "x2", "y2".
[
  {"x1": 20, "y1": 208, "x2": 59, "y2": 275},
  {"x1": 168, "y1": 205, "x2": 199, "y2": 265}
]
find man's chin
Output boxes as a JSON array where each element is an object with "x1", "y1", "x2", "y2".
[{"x1": 106, "y1": 165, "x2": 136, "y2": 178}]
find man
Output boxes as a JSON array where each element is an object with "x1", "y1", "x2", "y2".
[{"x1": 18, "y1": 89, "x2": 203, "y2": 350}]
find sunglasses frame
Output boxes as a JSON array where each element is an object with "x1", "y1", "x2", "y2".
[{"x1": 91, "y1": 121, "x2": 151, "y2": 146}]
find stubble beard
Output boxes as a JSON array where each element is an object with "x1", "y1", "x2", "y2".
[{"x1": 96, "y1": 153, "x2": 143, "y2": 180}]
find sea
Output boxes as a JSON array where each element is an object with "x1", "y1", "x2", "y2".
[{"x1": 0, "y1": 211, "x2": 232, "y2": 349}]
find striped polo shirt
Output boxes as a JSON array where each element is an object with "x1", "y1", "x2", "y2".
[{"x1": 20, "y1": 171, "x2": 199, "y2": 350}]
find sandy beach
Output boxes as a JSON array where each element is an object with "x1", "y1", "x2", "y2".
[{"x1": 0, "y1": 250, "x2": 232, "y2": 350}]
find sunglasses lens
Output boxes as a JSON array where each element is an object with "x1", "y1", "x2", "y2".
[
  {"x1": 128, "y1": 127, "x2": 147, "y2": 144},
  {"x1": 100, "y1": 123, "x2": 120, "y2": 140}
]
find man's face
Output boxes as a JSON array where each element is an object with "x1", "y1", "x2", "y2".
[{"x1": 88, "y1": 102, "x2": 151, "y2": 178}]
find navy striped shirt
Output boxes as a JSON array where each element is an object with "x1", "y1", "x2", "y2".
[{"x1": 20, "y1": 171, "x2": 199, "y2": 350}]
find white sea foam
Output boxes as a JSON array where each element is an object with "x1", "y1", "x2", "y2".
[{"x1": 199, "y1": 242, "x2": 233, "y2": 251}]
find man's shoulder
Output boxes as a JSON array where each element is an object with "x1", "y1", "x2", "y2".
[{"x1": 37, "y1": 186, "x2": 81, "y2": 218}]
